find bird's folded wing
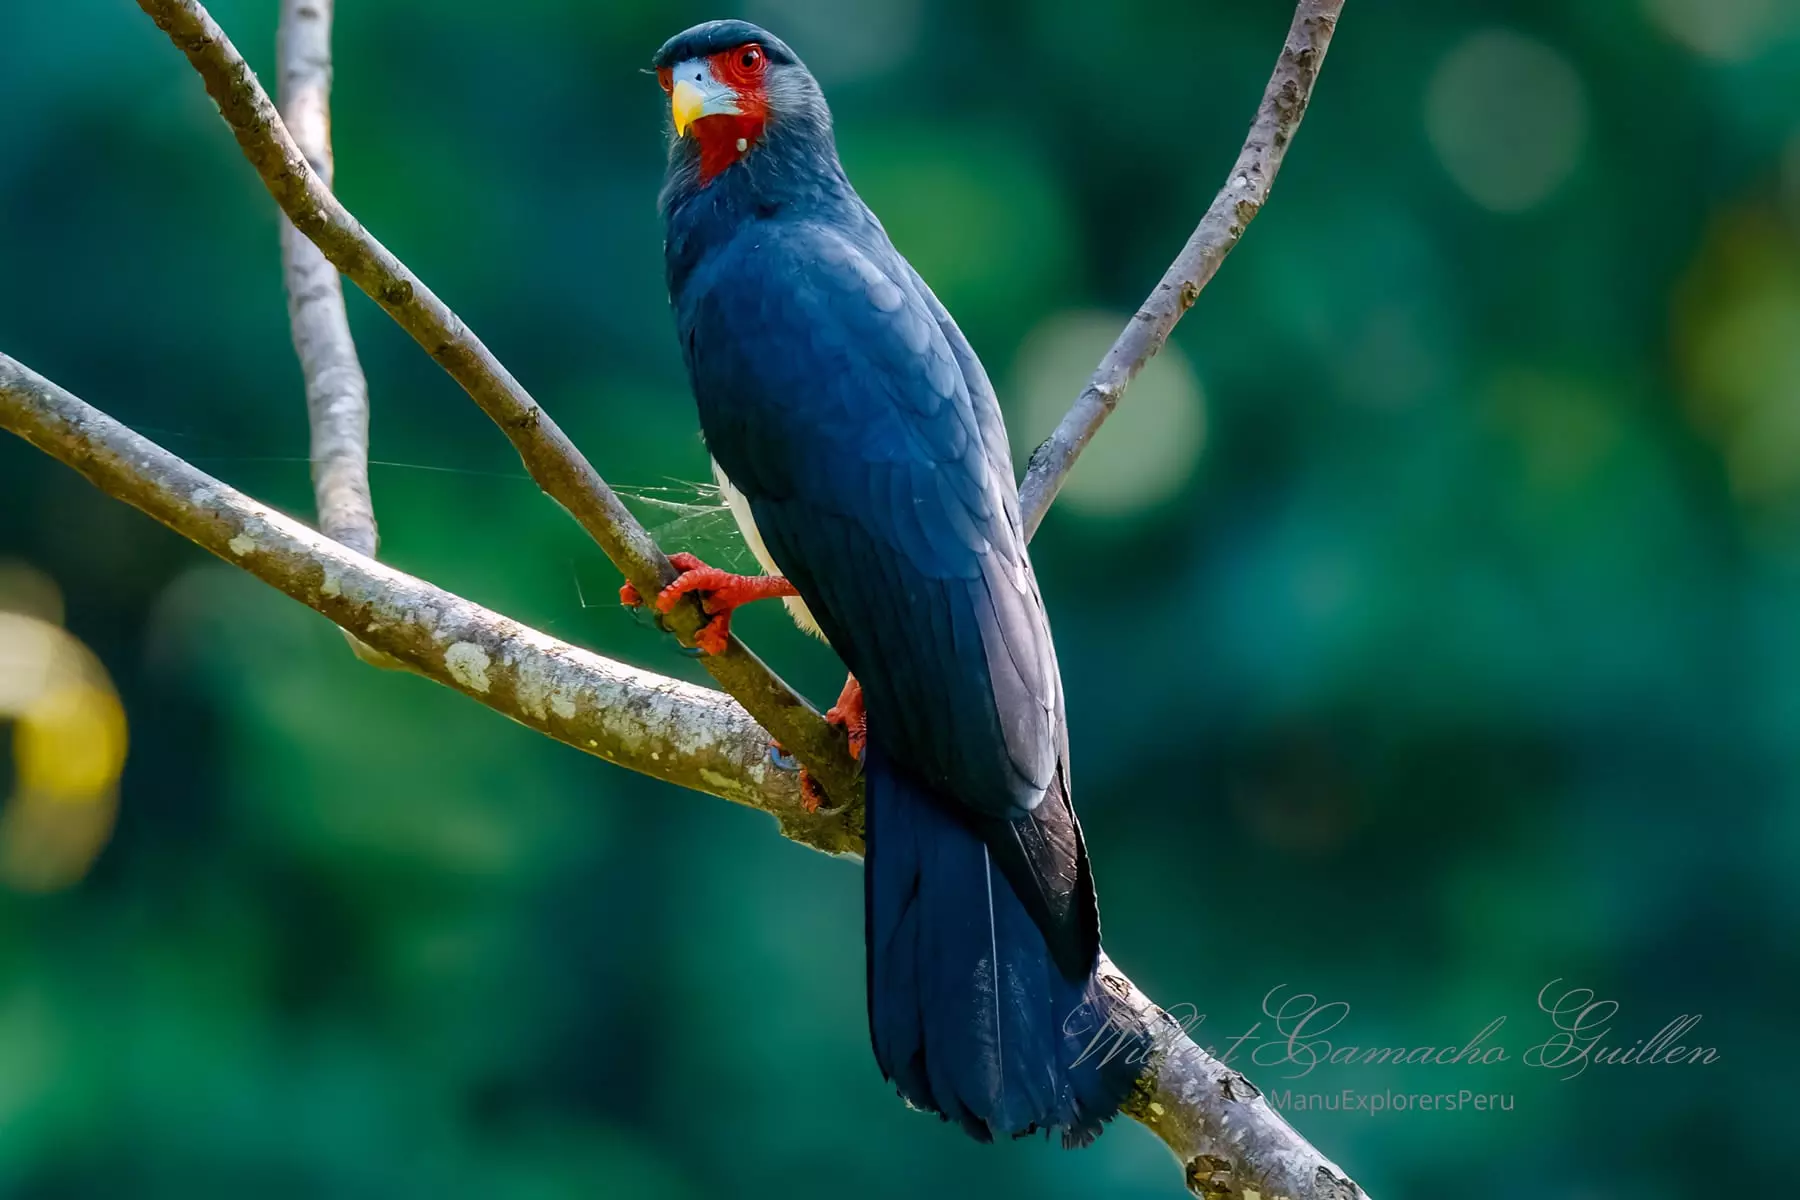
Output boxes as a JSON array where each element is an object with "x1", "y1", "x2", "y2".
[{"x1": 686, "y1": 220, "x2": 1058, "y2": 814}]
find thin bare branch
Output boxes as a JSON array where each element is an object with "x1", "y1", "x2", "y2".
[
  {"x1": 1018, "y1": 0, "x2": 1344, "y2": 539},
  {"x1": 276, "y1": 0, "x2": 406, "y2": 673},
  {"x1": 1, "y1": 353, "x2": 1366, "y2": 1195},
  {"x1": 134, "y1": 0, "x2": 860, "y2": 807},
  {"x1": 277, "y1": 0, "x2": 372, "y2": 558}
]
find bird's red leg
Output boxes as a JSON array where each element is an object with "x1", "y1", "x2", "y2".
[
  {"x1": 619, "y1": 552, "x2": 798, "y2": 656},
  {"x1": 800, "y1": 674, "x2": 865, "y2": 813}
]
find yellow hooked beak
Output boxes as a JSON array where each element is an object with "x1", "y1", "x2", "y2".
[{"x1": 672, "y1": 79, "x2": 706, "y2": 138}]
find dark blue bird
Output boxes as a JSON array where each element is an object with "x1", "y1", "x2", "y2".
[{"x1": 644, "y1": 19, "x2": 1141, "y2": 1144}]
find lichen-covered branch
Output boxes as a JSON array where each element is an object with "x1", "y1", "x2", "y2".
[
  {"x1": 133, "y1": 0, "x2": 860, "y2": 808},
  {"x1": 1101, "y1": 957, "x2": 1369, "y2": 1199},
  {"x1": 1017, "y1": 0, "x2": 1344, "y2": 539},
  {"x1": 0, "y1": 353, "x2": 850, "y2": 855},
  {"x1": 1, "y1": 352, "x2": 1366, "y2": 1194}
]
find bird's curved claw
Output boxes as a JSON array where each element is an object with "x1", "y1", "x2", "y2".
[
  {"x1": 771, "y1": 743, "x2": 837, "y2": 814},
  {"x1": 799, "y1": 771, "x2": 831, "y2": 814},
  {"x1": 621, "y1": 555, "x2": 741, "y2": 655},
  {"x1": 827, "y1": 675, "x2": 867, "y2": 762},
  {"x1": 792, "y1": 677, "x2": 867, "y2": 813}
]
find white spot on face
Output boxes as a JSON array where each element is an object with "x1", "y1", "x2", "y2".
[
  {"x1": 736, "y1": 137, "x2": 749, "y2": 152},
  {"x1": 228, "y1": 535, "x2": 256, "y2": 556},
  {"x1": 444, "y1": 642, "x2": 492, "y2": 692}
]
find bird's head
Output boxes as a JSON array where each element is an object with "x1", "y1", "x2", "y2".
[{"x1": 652, "y1": 20, "x2": 828, "y2": 187}]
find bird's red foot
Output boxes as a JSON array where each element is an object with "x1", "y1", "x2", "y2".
[
  {"x1": 620, "y1": 553, "x2": 798, "y2": 656},
  {"x1": 800, "y1": 674, "x2": 865, "y2": 813}
]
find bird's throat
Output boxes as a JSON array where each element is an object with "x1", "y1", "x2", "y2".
[{"x1": 692, "y1": 114, "x2": 765, "y2": 185}]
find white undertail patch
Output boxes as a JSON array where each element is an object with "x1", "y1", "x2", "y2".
[{"x1": 711, "y1": 458, "x2": 827, "y2": 641}]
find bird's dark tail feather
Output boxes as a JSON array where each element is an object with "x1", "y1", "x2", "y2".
[{"x1": 864, "y1": 746, "x2": 1140, "y2": 1146}]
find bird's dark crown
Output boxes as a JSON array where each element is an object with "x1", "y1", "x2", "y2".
[{"x1": 652, "y1": 20, "x2": 801, "y2": 70}]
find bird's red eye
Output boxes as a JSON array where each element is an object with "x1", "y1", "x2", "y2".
[
  {"x1": 708, "y1": 44, "x2": 769, "y2": 91},
  {"x1": 712, "y1": 44, "x2": 768, "y2": 87},
  {"x1": 656, "y1": 66, "x2": 673, "y2": 94}
]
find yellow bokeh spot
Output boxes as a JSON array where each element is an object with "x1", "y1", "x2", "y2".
[
  {"x1": 15, "y1": 684, "x2": 128, "y2": 801},
  {"x1": 0, "y1": 587, "x2": 127, "y2": 892}
]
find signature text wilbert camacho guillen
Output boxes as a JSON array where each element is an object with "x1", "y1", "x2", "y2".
[{"x1": 1068, "y1": 978, "x2": 1719, "y2": 1114}]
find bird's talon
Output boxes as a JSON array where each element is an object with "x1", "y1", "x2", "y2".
[
  {"x1": 695, "y1": 612, "x2": 732, "y2": 655},
  {"x1": 620, "y1": 581, "x2": 644, "y2": 608},
  {"x1": 825, "y1": 675, "x2": 867, "y2": 762},
  {"x1": 799, "y1": 770, "x2": 827, "y2": 813}
]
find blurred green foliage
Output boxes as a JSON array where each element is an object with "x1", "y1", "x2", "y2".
[{"x1": 4, "y1": 1, "x2": 1799, "y2": 1196}]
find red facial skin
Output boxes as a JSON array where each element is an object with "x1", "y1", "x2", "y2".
[{"x1": 659, "y1": 44, "x2": 770, "y2": 185}]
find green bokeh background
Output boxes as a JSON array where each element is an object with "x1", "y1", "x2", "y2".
[{"x1": 4, "y1": 1, "x2": 1798, "y2": 1196}]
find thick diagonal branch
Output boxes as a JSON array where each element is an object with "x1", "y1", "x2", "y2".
[
  {"x1": 134, "y1": 0, "x2": 860, "y2": 807},
  {"x1": 0, "y1": 353, "x2": 851, "y2": 855},
  {"x1": 1018, "y1": 0, "x2": 1343, "y2": 538}
]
